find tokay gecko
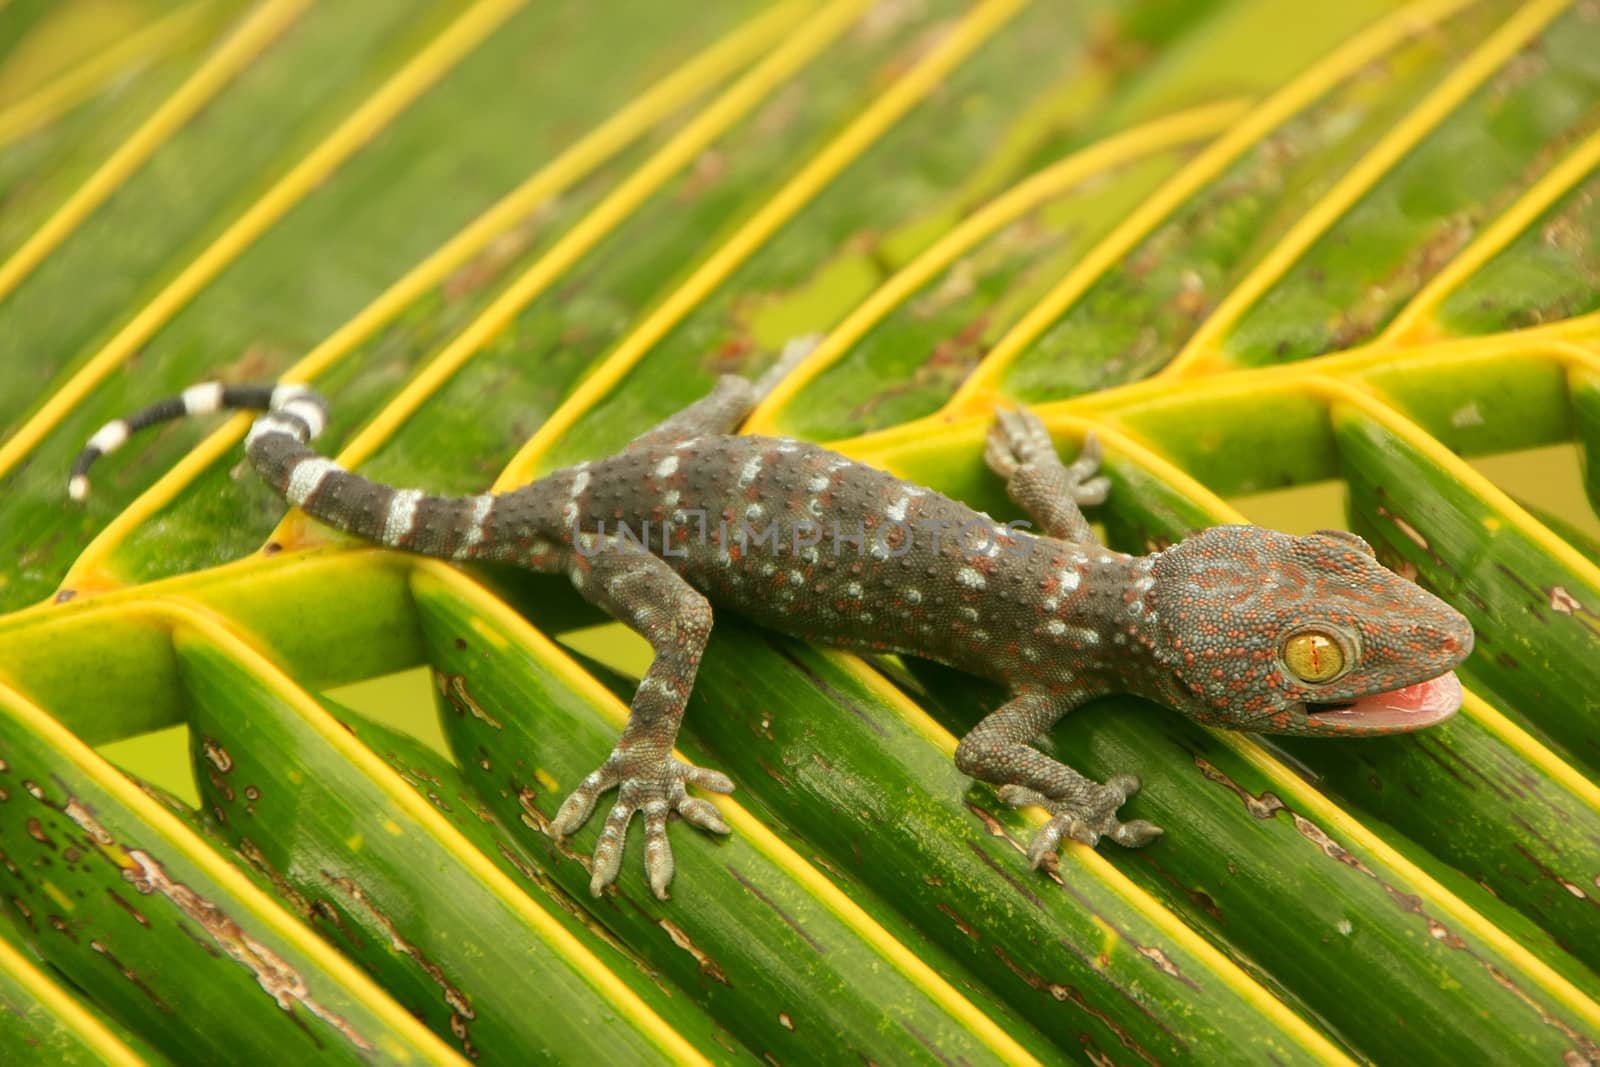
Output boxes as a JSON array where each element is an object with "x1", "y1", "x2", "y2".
[{"x1": 71, "y1": 343, "x2": 1473, "y2": 899}]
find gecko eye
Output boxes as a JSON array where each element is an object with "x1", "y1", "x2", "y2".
[{"x1": 1282, "y1": 630, "x2": 1346, "y2": 683}]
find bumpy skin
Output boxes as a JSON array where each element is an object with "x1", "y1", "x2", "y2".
[{"x1": 72, "y1": 356, "x2": 1474, "y2": 898}]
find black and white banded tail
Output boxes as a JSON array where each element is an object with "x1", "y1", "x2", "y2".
[
  {"x1": 70, "y1": 382, "x2": 523, "y2": 564},
  {"x1": 68, "y1": 382, "x2": 326, "y2": 501}
]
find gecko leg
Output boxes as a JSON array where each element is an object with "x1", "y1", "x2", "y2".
[
  {"x1": 955, "y1": 690, "x2": 1161, "y2": 867},
  {"x1": 983, "y1": 408, "x2": 1108, "y2": 545},
  {"x1": 626, "y1": 334, "x2": 821, "y2": 450},
  {"x1": 550, "y1": 533, "x2": 732, "y2": 899}
]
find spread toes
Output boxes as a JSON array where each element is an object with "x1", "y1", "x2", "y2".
[
  {"x1": 552, "y1": 752, "x2": 735, "y2": 899},
  {"x1": 998, "y1": 775, "x2": 1162, "y2": 868}
]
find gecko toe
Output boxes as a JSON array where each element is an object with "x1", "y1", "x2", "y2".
[
  {"x1": 1110, "y1": 819, "x2": 1163, "y2": 848},
  {"x1": 678, "y1": 797, "x2": 731, "y2": 834},
  {"x1": 559, "y1": 750, "x2": 735, "y2": 897},
  {"x1": 551, "y1": 765, "x2": 617, "y2": 837},
  {"x1": 682, "y1": 765, "x2": 736, "y2": 794},
  {"x1": 1071, "y1": 475, "x2": 1111, "y2": 506},
  {"x1": 1105, "y1": 774, "x2": 1141, "y2": 801}
]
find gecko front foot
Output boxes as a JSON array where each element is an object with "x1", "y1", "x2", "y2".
[
  {"x1": 998, "y1": 774, "x2": 1162, "y2": 868},
  {"x1": 551, "y1": 752, "x2": 735, "y2": 899},
  {"x1": 984, "y1": 410, "x2": 1110, "y2": 506}
]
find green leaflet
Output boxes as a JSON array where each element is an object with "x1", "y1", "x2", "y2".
[{"x1": 2, "y1": 0, "x2": 1600, "y2": 1061}]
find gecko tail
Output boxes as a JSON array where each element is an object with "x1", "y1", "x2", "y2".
[{"x1": 68, "y1": 382, "x2": 327, "y2": 501}]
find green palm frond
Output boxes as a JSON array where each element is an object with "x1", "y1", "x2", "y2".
[{"x1": 2, "y1": 1, "x2": 1598, "y2": 1063}]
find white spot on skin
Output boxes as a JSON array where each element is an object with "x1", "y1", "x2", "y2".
[
  {"x1": 570, "y1": 470, "x2": 591, "y2": 497},
  {"x1": 1042, "y1": 598, "x2": 1058, "y2": 613},
  {"x1": 904, "y1": 588, "x2": 922, "y2": 605},
  {"x1": 285, "y1": 458, "x2": 339, "y2": 507},
  {"x1": 959, "y1": 606, "x2": 979, "y2": 623},
  {"x1": 270, "y1": 383, "x2": 314, "y2": 408},
  {"x1": 776, "y1": 439, "x2": 800, "y2": 454},
  {"x1": 456, "y1": 495, "x2": 494, "y2": 558},
  {"x1": 182, "y1": 382, "x2": 225, "y2": 415},
  {"x1": 655, "y1": 455, "x2": 679, "y2": 478},
  {"x1": 808, "y1": 475, "x2": 830, "y2": 493},
  {"x1": 845, "y1": 582, "x2": 863, "y2": 598},
  {"x1": 383, "y1": 489, "x2": 424, "y2": 545},
  {"x1": 746, "y1": 503, "x2": 764, "y2": 522},
  {"x1": 789, "y1": 570, "x2": 804, "y2": 586},
  {"x1": 956, "y1": 566, "x2": 986, "y2": 590},
  {"x1": 1057, "y1": 569, "x2": 1081, "y2": 594},
  {"x1": 885, "y1": 495, "x2": 910, "y2": 522},
  {"x1": 674, "y1": 437, "x2": 701, "y2": 451},
  {"x1": 663, "y1": 489, "x2": 680, "y2": 507},
  {"x1": 738, "y1": 456, "x2": 763, "y2": 487},
  {"x1": 1045, "y1": 620, "x2": 1067, "y2": 636},
  {"x1": 562, "y1": 501, "x2": 579, "y2": 526},
  {"x1": 87, "y1": 421, "x2": 129, "y2": 454}
]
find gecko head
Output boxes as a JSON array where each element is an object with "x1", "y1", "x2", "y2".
[{"x1": 1147, "y1": 526, "x2": 1473, "y2": 736}]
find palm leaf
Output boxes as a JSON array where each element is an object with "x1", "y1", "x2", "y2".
[{"x1": 2, "y1": 0, "x2": 1598, "y2": 1062}]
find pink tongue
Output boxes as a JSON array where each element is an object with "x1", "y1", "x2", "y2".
[{"x1": 1308, "y1": 672, "x2": 1463, "y2": 732}]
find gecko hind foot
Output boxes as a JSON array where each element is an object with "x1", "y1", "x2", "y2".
[
  {"x1": 551, "y1": 753, "x2": 734, "y2": 899},
  {"x1": 984, "y1": 410, "x2": 1109, "y2": 506},
  {"x1": 998, "y1": 774, "x2": 1162, "y2": 867}
]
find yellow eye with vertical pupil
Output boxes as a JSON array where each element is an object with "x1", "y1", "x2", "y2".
[{"x1": 1283, "y1": 632, "x2": 1345, "y2": 683}]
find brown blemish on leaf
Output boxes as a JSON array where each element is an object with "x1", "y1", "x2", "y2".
[
  {"x1": 1512, "y1": 844, "x2": 1594, "y2": 905},
  {"x1": 756, "y1": 758, "x2": 793, "y2": 789},
  {"x1": 206, "y1": 764, "x2": 236, "y2": 803},
  {"x1": 492, "y1": 841, "x2": 667, "y2": 992},
  {"x1": 1134, "y1": 945, "x2": 1186, "y2": 983},
  {"x1": 1192, "y1": 768, "x2": 1600, "y2": 1051},
  {"x1": 1374, "y1": 505, "x2": 1430, "y2": 552},
  {"x1": 1548, "y1": 587, "x2": 1581, "y2": 615},
  {"x1": 53, "y1": 589, "x2": 76, "y2": 604},
  {"x1": 201, "y1": 738, "x2": 233, "y2": 774},
  {"x1": 106, "y1": 888, "x2": 149, "y2": 926},
  {"x1": 90, "y1": 939, "x2": 172, "y2": 1013},
  {"x1": 964, "y1": 807, "x2": 1047, "y2": 909},
  {"x1": 1193, "y1": 757, "x2": 1286, "y2": 819},
  {"x1": 725, "y1": 865, "x2": 826, "y2": 954},
  {"x1": 26, "y1": 818, "x2": 56, "y2": 847},
  {"x1": 60, "y1": 800, "x2": 374, "y2": 1052},
  {"x1": 445, "y1": 675, "x2": 503, "y2": 730},
  {"x1": 324, "y1": 871, "x2": 478, "y2": 1058},
  {"x1": 936, "y1": 901, "x2": 978, "y2": 941},
  {"x1": 991, "y1": 945, "x2": 1169, "y2": 1066},
  {"x1": 234, "y1": 839, "x2": 318, "y2": 924},
  {"x1": 658, "y1": 918, "x2": 729, "y2": 984}
]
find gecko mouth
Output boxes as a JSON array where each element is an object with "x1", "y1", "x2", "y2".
[{"x1": 1301, "y1": 672, "x2": 1463, "y2": 734}]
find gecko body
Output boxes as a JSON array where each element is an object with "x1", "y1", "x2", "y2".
[{"x1": 72, "y1": 350, "x2": 1473, "y2": 896}]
